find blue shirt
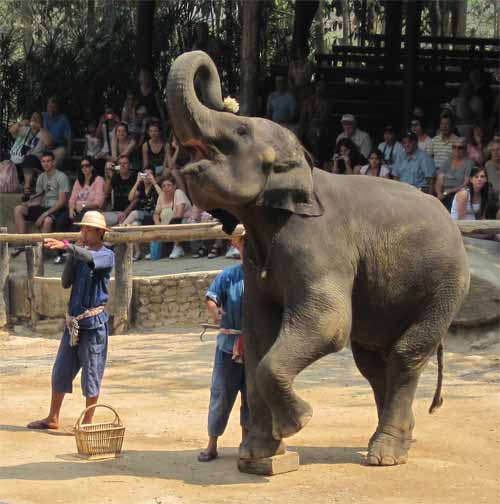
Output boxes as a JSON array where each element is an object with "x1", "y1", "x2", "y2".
[
  {"x1": 266, "y1": 91, "x2": 298, "y2": 123},
  {"x1": 42, "y1": 111, "x2": 72, "y2": 147},
  {"x1": 377, "y1": 141, "x2": 405, "y2": 170},
  {"x1": 392, "y1": 148, "x2": 436, "y2": 188},
  {"x1": 67, "y1": 247, "x2": 115, "y2": 329},
  {"x1": 206, "y1": 264, "x2": 244, "y2": 354}
]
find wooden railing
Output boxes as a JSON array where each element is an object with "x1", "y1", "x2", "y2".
[{"x1": 0, "y1": 221, "x2": 497, "y2": 334}]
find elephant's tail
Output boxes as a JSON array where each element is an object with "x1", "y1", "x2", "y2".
[{"x1": 429, "y1": 343, "x2": 444, "y2": 414}]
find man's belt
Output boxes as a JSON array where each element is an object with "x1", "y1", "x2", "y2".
[
  {"x1": 66, "y1": 306, "x2": 105, "y2": 347},
  {"x1": 198, "y1": 324, "x2": 244, "y2": 363}
]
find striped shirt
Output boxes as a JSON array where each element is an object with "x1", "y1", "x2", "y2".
[{"x1": 430, "y1": 133, "x2": 459, "y2": 169}]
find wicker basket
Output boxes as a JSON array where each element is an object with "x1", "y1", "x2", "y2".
[{"x1": 74, "y1": 404, "x2": 125, "y2": 459}]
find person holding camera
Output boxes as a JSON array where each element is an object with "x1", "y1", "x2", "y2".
[
  {"x1": 120, "y1": 166, "x2": 159, "y2": 260},
  {"x1": 102, "y1": 155, "x2": 137, "y2": 226},
  {"x1": 332, "y1": 138, "x2": 366, "y2": 175}
]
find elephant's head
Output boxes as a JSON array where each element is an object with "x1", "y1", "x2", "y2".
[{"x1": 166, "y1": 51, "x2": 323, "y2": 228}]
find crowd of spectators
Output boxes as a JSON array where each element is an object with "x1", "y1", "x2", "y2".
[{"x1": 1, "y1": 42, "x2": 499, "y2": 263}]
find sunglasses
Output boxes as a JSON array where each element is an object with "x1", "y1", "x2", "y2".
[{"x1": 81, "y1": 162, "x2": 91, "y2": 167}]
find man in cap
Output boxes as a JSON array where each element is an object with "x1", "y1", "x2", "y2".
[
  {"x1": 198, "y1": 233, "x2": 248, "y2": 462},
  {"x1": 377, "y1": 125, "x2": 404, "y2": 173},
  {"x1": 27, "y1": 211, "x2": 115, "y2": 429},
  {"x1": 392, "y1": 131, "x2": 436, "y2": 194},
  {"x1": 335, "y1": 114, "x2": 372, "y2": 158}
]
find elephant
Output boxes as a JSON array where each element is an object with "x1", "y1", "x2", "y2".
[{"x1": 166, "y1": 51, "x2": 470, "y2": 466}]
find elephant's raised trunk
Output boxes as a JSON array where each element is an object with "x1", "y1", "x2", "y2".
[{"x1": 166, "y1": 50, "x2": 224, "y2": 144}]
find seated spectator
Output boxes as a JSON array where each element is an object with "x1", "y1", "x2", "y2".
[
  {"x1": 266, "y1": 75, "x2": 298, "y2": 130},
  {"x1": 288, "y1": 47, "x2": 314, "y2": 100},
  {"x1": 359, "y1": 149, "x2": 391, "y2": 178},
  {"x1": 467, "y1": 125, "x2": 487, "y2": 166},
  {"x1": 142, "y1": 121, "x2": 165, "y2": 174},
  {"x1": 103, "y1": 155, "x2": 138, "y2": 226},
  {"x1": 435, "y1": 137, "x2": 474, "y2": 211},
  {"x1": 42, "y1": 96, "x2": 72, "y2": 169},
  {"x1": 410, "y1": 118, "x2": 432, "y2": 155},
  {"x1": 95, "y1": 106, "x2": 120, "y2": 163},
  {"x1": 137, "y1": 67, "x2": 166, "y2": 129},
  {"x1": 53, "y1": 157, "x2": 106, "y2": 265},
  {"x1": 121, "y1": 92, "x2": 138, "y2": 124},
  {"x1": 335, "y1": 114, "x2": 372, "y2": 158},
  {"x1": 377, "y1": 125, "x2": 404, "y2": 172},
  {"x1": 119, "y1": 167, "x2": 159, "y2": 260},
  {"x1": 192, "y1": 21, "x2": 221, "y2": 62},
  {"x1": 392, "y1": 131, "x2": 436, "y2": 193},
  {"x1": 449, "y1": 80, "x2": 482, "y2": 138},
  {"x1": 130, "y1": 105, "x2": 149, "y2": 145},
  {"x1": 468, "y1": 66, "x2": 492, "y2": 123},
  {"x1": 430, "y1": 113, "x2": 459, "y2": 171},
  {"x1": 485, "y1": 138, "x2": 500, "y2": 218},
  {"x1": 149, "y1": 174, "x2": 192, "y2": 260},
  {"x1": 298, "y1": 79, "x2": 333, "y2": 168},
  {"x1": 12, "y1": 151, "x2": 70, "y2": 257},
  {"x1": 84, "y1": 122, "x2": 101, "y2": 158},
  {"x1": 451, "y1": 167, "x2": 488, "y2": 221},
  {"x1": 412, "y1": 106, "x2": 434, "y2": 136},
  {"x1": 111, "y1": 122, "x2": 137, "y2": 163},
  {"x1": 332, "y1": 138, "x2": 366, "y2": 175},
  {"x1": 6, "y1": 112, "x2": 51, "y2": 197},
  {"x1": 163, "y1": 134, "x2": 188, "y2": 194},
  {"x1": 68, "y1": 157, "x2": 106, "y2": 223}
]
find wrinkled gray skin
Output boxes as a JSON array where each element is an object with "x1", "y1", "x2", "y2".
[{"x1": 167, "y1": 51, "x2": 470, "y2": 466}]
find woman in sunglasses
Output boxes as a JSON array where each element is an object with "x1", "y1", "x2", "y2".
[{"x1": 54, "y1": 157, "x2": 106, "y2": 264}]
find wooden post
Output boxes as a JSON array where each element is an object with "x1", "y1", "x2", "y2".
[
  {"x1": 0, "y1": 227, "x2": 10, "y2": 328},
  {"x1": 26, "y1": 244, "x2": 43, "y2": 327},
  {"x1": 113, "y1": 243, "x2": 133, "y2": 334}
]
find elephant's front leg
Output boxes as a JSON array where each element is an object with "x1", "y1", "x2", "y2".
[
  {"x1": 257, "y1": 293, "x2": 352, "y2": 441},
  {"x1": 239, "y1": 295, "x2": 286, "y2": 460}
]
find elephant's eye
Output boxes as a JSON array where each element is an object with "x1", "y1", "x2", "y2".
[{"x1": 236, "y1": 126, "x2": 249, "y2": 136}]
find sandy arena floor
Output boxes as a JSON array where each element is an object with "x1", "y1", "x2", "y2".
[{"x1": 0, "y1": 327, "x2": 499, "y2": 504}]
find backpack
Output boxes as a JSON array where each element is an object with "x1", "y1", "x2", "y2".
[{"x1": 0, "y1": 160, "x2": 20, "y2": 193}]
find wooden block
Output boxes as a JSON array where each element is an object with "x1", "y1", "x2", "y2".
[{"x1": 238, "y1": 450, "x2": 299, "y2": 476}]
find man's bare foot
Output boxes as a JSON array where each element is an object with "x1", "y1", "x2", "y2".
[
  {"x1": 197, "y1": 449, "x2": 218, "y2": 462},
  {"x1": 27, "y1": 418, "x2": 59, "y2": 430}
]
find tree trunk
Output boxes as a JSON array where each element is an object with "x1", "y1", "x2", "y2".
[
  {"x1": 239, "y1": 1, "x2": 262, "y2": 117},
  {"x1": 87, "y1": 0, "x2": 96, "y2": 30},
  {"x1": 341, "y1": 0, "x2": 350, "y2": 45},
  {"x1": 136, "y1": 0, "x2": 156, "y2": 70},
  {"x1": 314, "y1": 0, "x2": 325, "y2": 53},
  {"x1": 292, "y1": 0, "x2": 320, "y2": 55},
  {"x1": 384, "y1": 0, "x2": 402, "y2": 71}
]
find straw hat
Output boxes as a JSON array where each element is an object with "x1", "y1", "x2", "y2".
[{"x1": 74, "y1": 211, "x2": 111, "y2": 232}]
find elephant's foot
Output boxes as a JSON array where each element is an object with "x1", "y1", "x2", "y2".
[
  {"x1": 239, "y1": 432, "x2": 287, "y2": 460},
  {"x1": 366, "y1": 426, "x2": 413, "y2": 466},
  {"x1": 271, "y1": 397, "x2": 313, "y2": 440}
]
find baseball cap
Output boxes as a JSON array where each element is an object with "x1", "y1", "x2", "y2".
[
  {"x1": 383, "y1": 125, "x2": 395, "y2": 133},
  {"x1": 340, "y1": 114, "x2": 356, "y2": 123}
]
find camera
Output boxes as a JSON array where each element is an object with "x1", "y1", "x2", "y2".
[
  {"x1": 114, "y1": 165, "x2": 120, "y2": 171},
  {"x1": 138, "y1": 172, "x2": 147, "y2": 179}
]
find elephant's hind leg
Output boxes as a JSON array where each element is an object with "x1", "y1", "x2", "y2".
[
  {"x1": 256, "y1": 295, "x2": 352, "y2": 440},
  {"x1": 367, "y1": 303, "x2": 452, "y2": 466}
]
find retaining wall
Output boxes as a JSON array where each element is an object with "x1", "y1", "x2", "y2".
[{"x1": 8, "y1": 270, "x2": 221, "y2": 330}]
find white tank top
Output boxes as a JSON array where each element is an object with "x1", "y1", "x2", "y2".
[{"x1": 451, "y1": 189, "x2": 481, "y2": 220}]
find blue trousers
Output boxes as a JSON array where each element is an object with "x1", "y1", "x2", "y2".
[
  {"x1": 208, "y1": 347, "x2": 249, "y2": 437},
  {"x1": 52, "y1": 324, "x2": 108, "y2": 398}
]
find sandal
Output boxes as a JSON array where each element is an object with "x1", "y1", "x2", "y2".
[
  {"x1": 192, "y1": 247, "x2": 208, "y2": 259},
  {"x1": 208, "y1": 245, "x2": 221, "y2": 259}
]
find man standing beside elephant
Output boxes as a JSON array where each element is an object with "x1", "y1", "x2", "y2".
[{"x1": 198, "y1": 234, "x2": 248, "y2": 462}]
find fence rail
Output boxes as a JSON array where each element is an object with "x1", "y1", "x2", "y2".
[{"x1": 0, "y1": 221, "x2": 497, "y2": 334}]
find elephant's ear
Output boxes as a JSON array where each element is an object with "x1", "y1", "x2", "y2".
[{"x1": 256, "y1": 145, "x2": 323, "y2": 216}]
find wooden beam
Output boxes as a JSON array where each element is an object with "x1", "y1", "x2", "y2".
[
  {"x1": 0, "y1": 223, "x2": 245, "y2": 245},
  {"x1": 112, "y1": 243, "x2": 133, "y2": 334},
  {"x1": 455, "y1": 220, "x2": 500, "y2": 236},
  {"x1": 0, "y1": 228, "x2": 10, "y2": 328},
  {"x1": 25, "y1": 244, "x2": 44, "y2": 327}
]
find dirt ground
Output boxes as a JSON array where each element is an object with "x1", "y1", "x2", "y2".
[{"x1": 0, "y1": 326, "x2": 499, "y2": 504}]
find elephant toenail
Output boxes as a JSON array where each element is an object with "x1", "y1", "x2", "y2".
[{"x1": 381, "y1": 455, "x2": 397, "y2": 465}]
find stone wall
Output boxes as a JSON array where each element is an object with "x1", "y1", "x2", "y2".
[
  {"x1": 133, "y1": 271, "x2": 220, "y2": 329},
  {"x1": 8, "y1": 270, "x2": 221, "y2": 330}
]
